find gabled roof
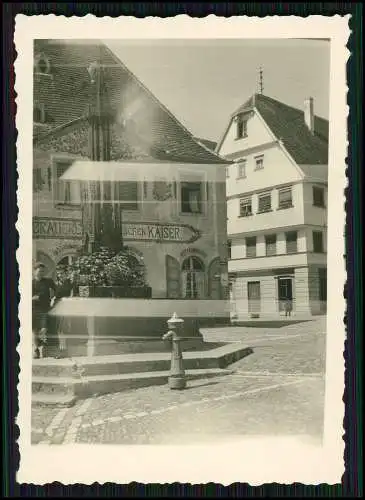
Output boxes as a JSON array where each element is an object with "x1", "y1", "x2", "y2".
[
  {"x1": 33, "y1": 40, "x2": 229, "y2": 165},
  {"x1": 219, "y1": 93, "x2": 328, "y2": 165},
  {"x1": 194, "y1": 137, "x2": 218, "y2": 152}
]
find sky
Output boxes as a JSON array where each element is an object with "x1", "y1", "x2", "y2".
[{"x1": 105, "y1": 39, "x2": 330, "y2": 142}]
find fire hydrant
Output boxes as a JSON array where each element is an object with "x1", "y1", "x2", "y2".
[{"x1": 162, "y1": 312, "x2": 186, "y2": 390}]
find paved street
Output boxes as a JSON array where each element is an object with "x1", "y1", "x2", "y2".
[{"x1": 31, "y1": 317, "x2": 326, "y2": 445}]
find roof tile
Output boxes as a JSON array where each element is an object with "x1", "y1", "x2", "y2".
[
  {"x1": 33, "y1": 40, "x2": 229, "y2": 165},
  {"x1": 234, "y1": 93, "x2": 328, "y2": 165}
]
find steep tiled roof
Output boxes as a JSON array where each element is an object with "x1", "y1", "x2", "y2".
[
  {"x1": 194, "y1": 137, "x2": 218, "y2": 152},
  {"x1": 230, "y1": 93, "x2": 329, "y2": 165},
  {"x1": 33, "y1": 40, "x2": 229, "y2": 165}
]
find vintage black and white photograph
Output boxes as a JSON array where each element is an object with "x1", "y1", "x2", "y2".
[{"x1": 16, "y1": 15, "x2": 348, "y2": 485}]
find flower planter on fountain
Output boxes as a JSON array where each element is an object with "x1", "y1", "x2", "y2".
[{"x1": 51, "y1": 247, "x2": 229, "y2": 356}]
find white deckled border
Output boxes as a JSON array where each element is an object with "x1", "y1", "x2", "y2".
[{"x1": 15, "y1": 14, "x2": 349, "y2": 485}]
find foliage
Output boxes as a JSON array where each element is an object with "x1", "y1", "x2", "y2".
[
  {"x1": 105, "y1": 253, "x2": 145, "y2": 287},
  {"x1": 54, "y1": 246, "x2": 147, "y2": 289}
]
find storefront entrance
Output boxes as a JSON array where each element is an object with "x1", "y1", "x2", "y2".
[
  {"x1": 277, "y1": 277, "x2": 293, "y2": 312},
  {"x1": 247, "y1": 281, "x2": 261, "y2": 314}
]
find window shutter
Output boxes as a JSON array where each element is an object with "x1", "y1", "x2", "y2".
[{"x1": 118, "y1": 181, "x2": 138, "y2": 210}]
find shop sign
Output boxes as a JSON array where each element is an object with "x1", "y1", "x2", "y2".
[
  {"x1": 122, "y1": 222, "x2": 200, "y2": 244},
  {"x1": 33, "y1": 217, "x2": 83, "y2": 240}
]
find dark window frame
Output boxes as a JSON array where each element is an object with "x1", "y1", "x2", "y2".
[
  {"x1": 239, "y1": 197, "x2": 252, "y2": 217},
  {"x1": 312, "y1": 230, "x2": 324, "y2": 253},
  {"x1": 285, "y1": 231, "x2": 298, "y2": 254},
  {"x1": 313, "y1": 186, "x2": 325, "y2": 208},
  {"x1": 237, "y1": 160, "x2": 247, "y2": 179},
  {"x1": 258, "y1": 192, "x2": 272, "y2": 213},
  {"x1": 246, "y1": 236, "x2": 257, "y2": 258},
  {"x1": 180, "y1": 181, "x2": 204, "y2": 215},
  {"x1": 278, "y1": 187, "x2": 294, "y2": 210},
  {"x1": 265, "y1": 234, "x2": 277, "y2": 256},
  {"x1": 236, "y1": 116, "x2": 248, "y2": 140},
  {"x1": 254, "y1": 155, "x2": 264, "y2": 171},
  {"x1": 53, "y1": 160, "x2": 81, "y2": 207}
]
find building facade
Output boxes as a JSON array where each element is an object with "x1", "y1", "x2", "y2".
[
  {"x1": 33, "y1": 40, "x2": 230, "y2": 301},
  {"x1": 216, "y1": 94, "x2": 328, "y2": 318}
]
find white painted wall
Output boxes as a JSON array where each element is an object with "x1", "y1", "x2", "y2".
[
  {"x1": 227, "y1": 182, "x2": 305, "y2": 236},
  {"x1": 218, "y1": 110, "x2": 273, "y2": 157},
  {"x1": 302, "y1": 181, "x2": 328, "y2": 227}
]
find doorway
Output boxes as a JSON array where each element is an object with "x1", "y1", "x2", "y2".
[
  {"x1": 247, "y1": 281, "x2": 261, "y2": 314},
  {"x1": 318, "y1": 268, "x2": 327, "y2": 312},
  {"x1": 277, "y1": 277, "x2": 293, "y2": 312}
]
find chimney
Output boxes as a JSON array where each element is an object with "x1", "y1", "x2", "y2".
[{"x1": 304, "y1": 97, "x2": 315, "y2": 134}]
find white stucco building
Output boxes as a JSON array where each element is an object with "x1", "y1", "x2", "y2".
[{"x1": 216, "y1": 93, "x2": 328, "y2": 319}]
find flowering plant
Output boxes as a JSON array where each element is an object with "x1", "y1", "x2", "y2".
[
  {"x1": 105, "y1": 252, "x2": 145, "y2": 287},
  {"x1": 54, "y1": 246, "x2": 147, "y2": 290}
]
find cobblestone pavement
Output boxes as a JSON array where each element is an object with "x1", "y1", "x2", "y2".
[{"x1": 31, "y1": 318, "x2": 326, "y2": 445}]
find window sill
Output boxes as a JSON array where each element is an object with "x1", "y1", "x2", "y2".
[
  {"x1": 238, "y1": 214, "x2": 253, "y2": 218},
  {"x1": 55, "y1": 203, "x2": 81, "y2": 210},
  {"x1": 180, "y1": 209, "x2": 205, "y2": 216},
  {"x1": 257, "y1": 209, "x2": 273, "y2": 214},
  {"x1": 236, "y1": 176, "x2": 247, "y2": 180},
  {"x1": 277, "y1": 205, "x2": 294, "y2": 210},
  {"x1": 313, "y1": 204, "x2": 326, "y2": 209}
]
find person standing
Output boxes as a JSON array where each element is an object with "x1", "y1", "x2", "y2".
[
  {"x1": 284, "y1": 297, "x2": 293, "y2": 317},
  {"x1": 32, "y1": 262, "x2": 57, "y2": 359}
]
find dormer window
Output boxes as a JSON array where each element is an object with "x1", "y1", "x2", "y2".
[
  {"x1": 34, "y1": 53, "x2": 52, "y2": 76},
  {"x1": 235, "y1": 115, "x2": 248, "y2": 139}
]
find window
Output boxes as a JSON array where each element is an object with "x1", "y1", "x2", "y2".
[
  {"x1": 236, "y1": 116, "x2": 248, "y2": 139},
  {"x1": 278, "y1": 187, "x2": 293, "y2": 209},
  {"x1": 285, "y1": 231, "x2": 298, "y2": 254},
  {"x1": 34, "y1": 53, "x2": 51, "y2": 75},
  {"x1": 181, "y1": 181, "x2": 203, "y2": 214},
  {"x1": 226, "y1": 167, "x2": 230, "y2": 178},
  {"x1": 33, "y1": 168, "x2": 44, "y2": 192},
  {"x1": 265, "y1": 234, "x2": 277, "y2": 256},
  {"x1": 313, "y1": 231, "x2": 324, "y2": 253},
  {"x1": 313, "y1": 186, "x2": 325, "y2": 207},
  {"x1": 239, "y1": 197, "x2": 252, "y2": 217},
  {"x1": 258, "y1": 192, "x2": 271, "y2": 213},
  {"x1": 227, "y1": 240, "x2": 232, "y2": 260},
  {"x1": 182, "y1": 257, "x2": 205, "y2": 299},
  {"x1": 33, "y1": 103, "x2": 45, "y2": 124},
  {"x1": 254, "y1": 155, "x2": 264, "y2": 170},
  {"x1": 117, "y1": 181, "x2": 138, "y2": 210},
  {"x1": 54, "y1": 161, "x2": 81, "y2": 206},
  {"x1": 237, "y1": 160, "x2": 246, "y2": 179},
  {"x1": 246, "y1": 237, "x2": 257, "y2": 258}
]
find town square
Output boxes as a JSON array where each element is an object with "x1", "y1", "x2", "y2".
[{"x1": 28, "y1": 35, "x2": 332, "y2": 450}]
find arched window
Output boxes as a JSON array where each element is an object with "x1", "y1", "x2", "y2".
[{"x1": 181, "y1": 256, "x2": 205, "y2": 299}]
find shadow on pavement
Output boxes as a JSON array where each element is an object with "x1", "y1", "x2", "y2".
[
  {"x1": 230, "y1": 320, "x2": 311, "y2": 328},
  {"x1": 185, "y1": 381, "x2": 220, "y2": 390}
]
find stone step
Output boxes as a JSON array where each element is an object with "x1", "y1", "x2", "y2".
[
  {"x1": 32, "y1": 343, "x2": 252, "y2": 378},
  {"x1": 32, "y1": 368, "x2": 234, "y2": 405},
  {"x1": 32, "y1": 392, "x2": 77, "y2": 408}
]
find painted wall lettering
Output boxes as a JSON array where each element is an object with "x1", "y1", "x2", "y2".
[{"x1": 33, "y1": 217, "x2": 83, "y2": 240}]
